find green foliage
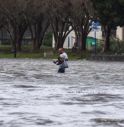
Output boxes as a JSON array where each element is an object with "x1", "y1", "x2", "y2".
[
  {"x1": 43, "y1": 32, "x2": 52, "y2": 47},
  {"x1": 92, "y1": 0, "x2": 124, "y2": 52},
  {"x1": 0, "y1": 44, "x2": 90, "y2": 59},
  {"x1": 92, "y1": 0, "x2": 124, "y2": 27},
  {"x1": 110, "y1": 39, "x2": 124, "y2": 54}
]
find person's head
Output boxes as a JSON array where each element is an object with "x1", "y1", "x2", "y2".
[{"x1": 58, "y1": 48, "x2": 64, "y2": 54}]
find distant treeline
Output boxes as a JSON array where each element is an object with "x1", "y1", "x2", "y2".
[{"x1": 0, "y1": 0, "x2": 124, "y2": 56}]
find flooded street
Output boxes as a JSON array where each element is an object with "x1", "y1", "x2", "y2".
[{"x1": 0, "y1": 59, "x2": 124, "y2": 127}]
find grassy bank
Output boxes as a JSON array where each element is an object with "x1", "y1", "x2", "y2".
[{"x1": 0, "y1": 45, "x2": 90, "y2": 60}]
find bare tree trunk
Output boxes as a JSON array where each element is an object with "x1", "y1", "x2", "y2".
[
  {"x1": 81, "y1": 35, "x2": 87, "y2": 51},
  {"x1": 56, "y1": 39, "x2": 64, "y2": 49},
  {"x1": 104, "y1": 25, "x2": 111, "y2": 52},
  {"x1": 16, "y1": 33, "x2": 24, "y2": 52},
  {"x1": 12, "y1": 27, "x2": 17, "y2": 58},
  {"x1": 36, "y1": 21, "x2": 49, "y2": 50},
  {"x1": 29, "y1": 20, "x2": 49, "y2": 51},
  {"x1": 17, "y1": 24, "x2": 28, "y2": 52},
  {"x1": 80, "y1": 28, "x2": 87, "y2": 51},
  {"x1": 51, "y1": 16, "x2": 72, "y2": 50}
]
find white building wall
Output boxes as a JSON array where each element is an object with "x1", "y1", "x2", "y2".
[
  {"x1": 116, "y1": 27, "x2": 124, "y2": 41},
  {"x1": 63, "y1": 31, "x2": 75, "y2": 49},
  {"x1": 52, "y1": 35, "x2": 55, "y2": 48}
]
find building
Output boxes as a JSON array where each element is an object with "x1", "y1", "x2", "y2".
[
  {"x1": 116, "y1": 27, "x2": 124, "y2": 41},
  {"x1": 52, "y1": 31, "x2": 76, "y2": 49},
  {"x1": 52, "y1": 26, "x2": 124, "y2": 49},
  {"x1": 52, "y1": 26, "x2": 103, "y2": 49}
]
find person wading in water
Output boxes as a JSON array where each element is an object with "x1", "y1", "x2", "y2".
[{"x1": 53, "y1": 48, "x2": 68, "y2": 73}]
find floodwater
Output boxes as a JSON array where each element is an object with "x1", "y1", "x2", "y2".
[{"x1": 0, "y1": 59, "x2": 124, "y2": 127}]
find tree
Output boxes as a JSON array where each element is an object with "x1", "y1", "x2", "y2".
[
  {"x1": 47, "y1": 0, "x2": 73, "y2": 49},
  {"x1": 25, "y1": 0, "x2": 50, "y2": 51},
  {"x1": 0, "y1": 0, "x2": 28, "y2": 56},
  {"x1": 70, "y1": 0, "x2": 94, "y2": 51},
  {"x1": 92, "y1": 0, "x2": 124, "y2": 52},
  {"x1": 0, "y1": 0, "x2": 50, "y2": 54}
]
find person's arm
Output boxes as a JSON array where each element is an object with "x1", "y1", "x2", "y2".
[
  {"x1": 53, "y1": 59, "x2": 59, "y2": 64},
  {"x1": 53, "y1": 57, "x2": 64, "y2": 65}
]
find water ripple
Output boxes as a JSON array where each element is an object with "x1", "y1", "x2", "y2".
[{"x1": 0, "y1": 59, "x2": 124, "y2": 127}]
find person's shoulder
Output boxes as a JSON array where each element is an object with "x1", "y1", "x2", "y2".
[
  {"x1": 60, "y1": 52, "x2": 66, "y2": 56},
  {"x1": 63, "y1": 52, "x2": 68, "y2": 55}
]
